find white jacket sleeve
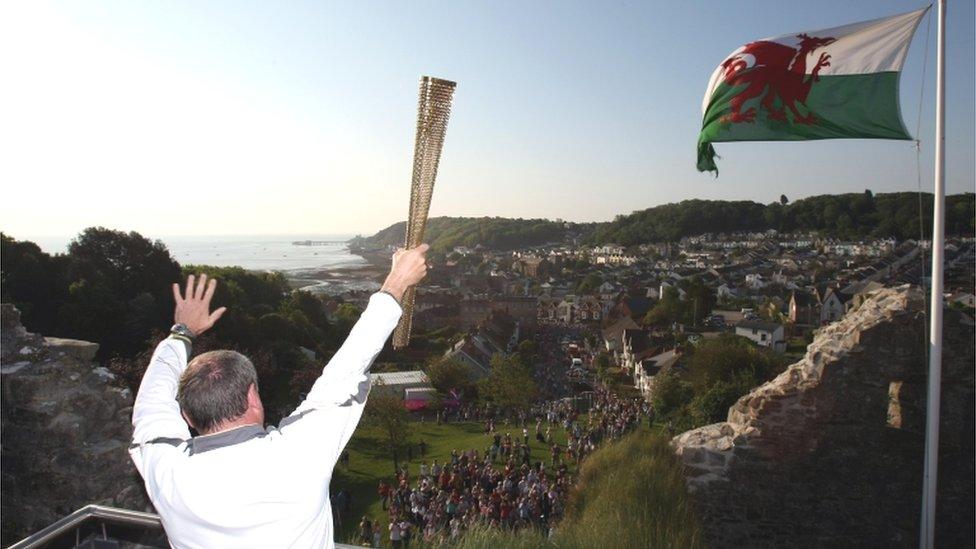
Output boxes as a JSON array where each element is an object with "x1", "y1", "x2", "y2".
[
  {"x1": 278, "y1": 292, "x2": 401, "y2": 462},
  {"x1": 129, "y1": 338, "x2": 191, "y2": 481},
  {"x1": 132, "y1": 338, "x2": 192, "y2": 444}
]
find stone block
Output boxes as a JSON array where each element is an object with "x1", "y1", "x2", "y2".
[{"x1": 43, "y1": 337, "x2": 99, "y2": 363}]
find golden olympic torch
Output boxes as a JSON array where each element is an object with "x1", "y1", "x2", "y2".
[{"x1": 392, "y1": 76, "x2": 456, "y2": 349}]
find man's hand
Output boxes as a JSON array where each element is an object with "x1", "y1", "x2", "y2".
[
  {"x1": 172, "y1": 274, "x2": 227, "y2": 336},
  {"x1": 380, "y1": 244, "x2": 430, "y2": 304}
]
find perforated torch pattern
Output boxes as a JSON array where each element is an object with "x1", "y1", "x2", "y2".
[{"x1": 392, "y1": 76, "x2": 456, "y2": 349}]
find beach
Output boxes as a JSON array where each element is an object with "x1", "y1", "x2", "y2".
[{"x1": 30, "y1": 234, "x2": 386, "y2": 296}]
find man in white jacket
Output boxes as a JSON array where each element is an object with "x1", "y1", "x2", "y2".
[{"x1": 129, "y1": 245, "x2": 429, "y2": 548}]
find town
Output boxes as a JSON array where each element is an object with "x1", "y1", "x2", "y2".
[{"x1": 339, "y1": 231, "x2": 974, "y2": 410}]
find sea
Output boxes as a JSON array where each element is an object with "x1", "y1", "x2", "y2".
[{"x1": 29, "y1": 234, "x2": 380, "y2": 296}]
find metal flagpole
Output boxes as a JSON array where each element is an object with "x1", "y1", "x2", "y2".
[{"x1": 920, "y1": 1, "x2": 946, "y2": 547}]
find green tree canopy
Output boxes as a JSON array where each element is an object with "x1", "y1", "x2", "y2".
[
  {"x1": 479, "y1": 353, "x2": 537, "y2": 413},
  {"x1": 425, "y1": 357, "x2": 473, "y2": 395},
  {"x1": 576, "y1": 273, "x2": 603, "y2": 295},
  {"x1": 686, "y1": 335, "x2": 783, "y2": 394},
  {"x1": 59, "y1": 228, "x2": 181, "y2": 358},
  {"x1": 1, "y1": 234, "x2": 69, "y2": 334},
  {"x1": 364, "y1": 388, "x2": 412, "y2": 471}
]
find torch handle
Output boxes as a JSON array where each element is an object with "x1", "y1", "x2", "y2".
[{"x1": 392, "y1": 285, "x2": 417, "y2": 348}]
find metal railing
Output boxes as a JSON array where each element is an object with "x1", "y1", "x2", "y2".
[
  {"x1": 8, "y1": 505, "x2": 163, "y2": 549},
  {"x1": 9, "y1": 504, "x2": 364, "y2": 549}
]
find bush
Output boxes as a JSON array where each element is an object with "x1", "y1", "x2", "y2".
[
  {"x1": 651, "y1": 336, "x2": 785, "y2": 431},
  {"x1": 651, "y1": 371, "x2": 694, "y2": 417},
  {"x1": 689, "y1": 379, "x2": 748, "y2": 425},
  {"x1": 686, "y1": 335, "x2": 782, "y2": 393}
]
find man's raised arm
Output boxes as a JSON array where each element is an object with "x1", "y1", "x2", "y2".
[
  {"x1": 131, "y1": 275, "x2": 226, "y2": 446},
  {"x1": 291, "y1": 244, "x2": 429, "y2": 413}
]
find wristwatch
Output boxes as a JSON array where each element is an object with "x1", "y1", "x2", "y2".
[{"x1": 170, "y1": 323, "x2": 196, "y2": 340}]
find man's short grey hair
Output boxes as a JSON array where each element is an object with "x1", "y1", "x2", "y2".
[{"x1": 178, "y1": 350, "x2": 258, "y2": 433}]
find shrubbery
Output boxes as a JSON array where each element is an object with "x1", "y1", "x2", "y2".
[{"x1": 653, "y1": 335, "x2": 786, "y2": 430}]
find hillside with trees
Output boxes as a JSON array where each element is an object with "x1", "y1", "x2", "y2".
[
  {"x1": 350, "y1": 216, "x2": 594, "y2": 255},
  {"x1": 587, "y1": 192, "x2": 975, "y2": 245},
  {"x1": 351, "y1": 193, "x2": 973, "y2": 253}
]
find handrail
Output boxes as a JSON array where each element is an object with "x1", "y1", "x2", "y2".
[{"x1": 7, "y1": 505, "x2": 163, "y2": 549}]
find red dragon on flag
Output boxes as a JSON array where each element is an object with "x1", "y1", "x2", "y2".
[{"x1": 720, "y1": 34, "x2": 836, "y2": 126}]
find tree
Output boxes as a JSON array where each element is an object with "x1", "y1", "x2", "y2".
[
  {"x1": 1, "y1": 234, "x2": 69, "y2": 334},
  {"x1": 280, "y1": 290, "x2": 332, "y2": 349},
  {"x1": 68, "y1": 227, "x2": 181, "y2": 304},
  {"x1": 593, "y1": 351, "x2": 613, "y2": 371},
  {"x1": 680, "y1": 277, "x2": 715, "y2": 327},
  {"x1": 425, "y1": 357, "x2": 472, "y2": 395},
  {"x1": 686, "y1": 335, "x2": 782, "y2": 394},
  {"x1": 60, "y1": 228, "x2": 182, "y2": 358},
  {"x1": 576, "y1": 273, "x2": 602, "y2": 295},
  {"x1": 644, "y1": 287, "x2": 683, "y2": 327},
  {"x1": 689, "y1": 380, "x2": 748, "y2": 425},
  {"x1": 650, "y1": 371, "x2": 693, "y2": 417},
  {"x1": 780, "y1": 194, "x2": 789, "y2": 206},
  {"x1": 644, "y1": 279, "x2": 714, "y2": 328},
  {"x1": 758, "y1": 299, "x2": 785, "y2": 323},
  {"x1": 364, "y1": 387, "x2": 412, "y2": 472},
  {"x1": 479, "y1": 354, "x2": 537, "y2": 414}
]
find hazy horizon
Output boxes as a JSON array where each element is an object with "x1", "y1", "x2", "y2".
[
  {"x1": 1, "y1": 1, "x2": 973, "y2": 238},
  {"x1": 6, "y1": 187, "x2": 976, "y2": 245}
]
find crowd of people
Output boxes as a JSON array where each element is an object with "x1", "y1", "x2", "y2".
[
  {"x1": 357, "y1": 386, "x2": 647, "y2": 546},
  {"x1": 345, "y1": 326, "x2": 650, "y2": 547}
]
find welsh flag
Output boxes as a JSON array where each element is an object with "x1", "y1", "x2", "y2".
[{"x1": 697, "y1": 7, "x2": 928, "y2": 174}]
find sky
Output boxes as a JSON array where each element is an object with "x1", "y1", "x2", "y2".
[{"x1": 1, "y1": 0, "x2": 973, "y2": 239}]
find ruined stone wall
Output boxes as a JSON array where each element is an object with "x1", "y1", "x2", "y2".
[
  {"x1": 1, "y1": 304, "x2": 148, "y2": 545},
  {"x1": 673, "y1": 287, "x2": 975, "y2": 548}
]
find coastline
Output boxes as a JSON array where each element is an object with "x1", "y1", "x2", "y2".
[{"x1": 282, "y1": 245, "x2": 391, "y2": 296}]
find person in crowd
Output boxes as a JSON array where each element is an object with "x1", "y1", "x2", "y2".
[
  {"x1": 389, "y1": 519, "x2": 403, "y2": 549},
  {"x1": 379, "y1": 480, "x2": 391, "y2": 510},
  {"x1": 359, "y1": 516, "x2": 373, "y2": 546}
]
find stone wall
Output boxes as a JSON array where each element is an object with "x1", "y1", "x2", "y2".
[
  {"x1": 1, "y1": 304, "x2": 148, "y2": 545},
  {"x1": 673, "y1": 286, "x2": 975, "y2": 548}
]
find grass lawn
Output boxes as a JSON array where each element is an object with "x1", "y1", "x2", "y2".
[{"x1": 330, "y1": 419, "x2": 576, "y2": 545}]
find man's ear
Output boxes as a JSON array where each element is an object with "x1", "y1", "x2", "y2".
[
  {"x1": 181, "y1": 409, "x2": 196, "y2": 431},
  {"x1": 247, "y1": 383, "x2": 263, "y2": 411}
]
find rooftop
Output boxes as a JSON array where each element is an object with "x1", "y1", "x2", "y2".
[
  {"x1": 369, "y1": 370, "x2": 429, "y2": 386},
  {"x1": 736, "y1": 320, "x2": 783, "y2": 333}
]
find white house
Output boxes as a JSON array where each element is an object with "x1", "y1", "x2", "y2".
[
  {"x1": 735, "y1": 320, "x2": 786, "y2": 353},
  {"x1": 744, "y1": 273, "x2": 766, "y2": 290},
  {"x1": 635, "y1": 349, "x2": 679, "y2": 401},
  {"x1": 716, "y1": 283, "x2": 737, "y2": 300},
  {"x1": 820, "y1": 289, "x2": 848, "y2": 324}
]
